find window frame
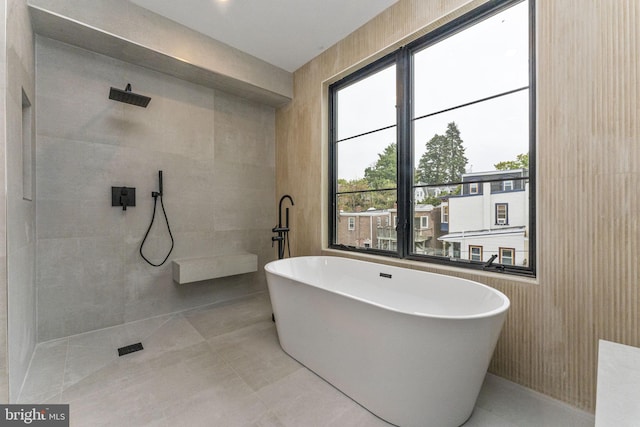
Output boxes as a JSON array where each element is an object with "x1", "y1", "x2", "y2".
[
  {"x1": 496, "y1": 203, "x2": 509, "y2": 225},
  {"x1": 500, "y1": 247, "x2": 515, "y2": 265},
  {"x1": 328, "y1": 0, "x2": 536, "y2": 277},
  {"x1": 469, "y1": 182, "x2": 480, "y2": 195},
  {"x1": 419, "y1": 216, "x2": 429, "y2": 229},
  {"x1": 469, "y1": 245, "x2": 483, "y2": 262},
  {"x1": 347, "y1": 217, "x2": 355, "y2": 231},
  {"x1": 441, "y1": 205, "x2": 449, "y2": 224}
]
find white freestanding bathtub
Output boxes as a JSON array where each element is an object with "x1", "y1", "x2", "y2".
[{"x1": 265, "y1": 256, "x2": 510, "y2": 427}]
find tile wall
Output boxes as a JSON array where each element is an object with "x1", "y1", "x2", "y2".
[
  {"x1": 5, "y1": 0, "x2": 36, "y2": 403},
  {"x1": 35, "y1": 36, "x2": 276, "y2": 342}
]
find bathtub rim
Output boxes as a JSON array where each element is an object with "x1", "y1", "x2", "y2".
[{"x1": 265, "y1": 255, "x2": 510, "y2": 321}]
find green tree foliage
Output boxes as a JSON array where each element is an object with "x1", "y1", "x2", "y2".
[
  {"x1": 364, "y1": 143, "x2": 396, "y2": 189},
  {"x1": 416, "y1": 194, "x2": 443, "y2": 207},
  {"x1": 333, "y1": 143, "x2": 398, "y2": 212},
  {"x1": 416, "y1": 122, "x2": 468, "y2": 185},
  {"x1": 336, "y1": 178, "x2": 370, "y2": 211},
  {"x1": 494, "y1": 153, "x2": 529, "y2": 171}
]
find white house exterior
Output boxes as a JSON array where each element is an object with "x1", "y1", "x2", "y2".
[{"x1": 438, "y1": 169, "x2": 529, "y2": 266}]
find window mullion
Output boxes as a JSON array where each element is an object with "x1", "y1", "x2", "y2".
[
  {"x1": 328, "y1": 87, "x2": 338, "y2": 246},
  {"x1": 396, "y1": 47, "x2": 412, "y2": 258}
]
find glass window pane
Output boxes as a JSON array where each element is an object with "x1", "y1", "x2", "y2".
[
  {"x1": 412, "y1": 202, "x2": 444, "y2": 256},
  {"x1": 337, "y1": 127, "x2": 397, "y2": 189},
  {"x1": 335, "y1": 190, "x2": 397, "y2": 250},
  {"x1": 329, "y1": 0, "x2": 533, "y2": 275},
  {"x1": 336, "y1": 65, "x2": 396, "y2": 141},
  {"x1": 411, "y1": 184, "x2": 459, "y2": 256},
  {"x1": 470, "y1": 246, "x2": 483, "y2": 261},
  {"x1": 413, "y1": 1, "x2": 529, "y2": 118},
  {"x1": 436, "y1": 178, "x2": 529, "y2": 266},
  {"x1": 500, "y1": 248, "x2": 515, "y2": 265},
  {"x1": 413, "y1": 89, "x2": 528, "y2": 186}
]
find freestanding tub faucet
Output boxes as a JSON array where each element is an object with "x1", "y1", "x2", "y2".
[{"x1": 272, "y1": 195, "x2": 294, "y2": 259}]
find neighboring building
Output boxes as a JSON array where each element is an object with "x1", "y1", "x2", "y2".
[
  {"x1": 337, "y1": 208, "x2": 392, "y2": 249},
  {"x1": 338, "y1": 204, "x2": 443, "y2": 254},
  {"x1": 438, "y1": 169, "x2": 529, "y2": 266}
]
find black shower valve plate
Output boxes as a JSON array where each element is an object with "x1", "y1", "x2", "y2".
[{"x1": 112, "y1": 186, "x2": 136, "y2": 208}]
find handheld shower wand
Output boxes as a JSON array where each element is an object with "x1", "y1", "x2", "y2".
[
  {"x1": 140, "y1": 170, "x2": 174, "y2": 266},
  {"x1": 153, "y1": 170, "x2": 163, "y2": 197}
]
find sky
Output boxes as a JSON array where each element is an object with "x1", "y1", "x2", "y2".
[{"x1": 335, "y1": 0, "x2": 529, "y2": 182}]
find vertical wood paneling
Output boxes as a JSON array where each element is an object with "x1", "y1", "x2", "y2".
[{"x1": 276, "y1": 0, "x2": 640, "y2": 412}]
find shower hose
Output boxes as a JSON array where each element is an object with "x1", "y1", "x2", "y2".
[{"x1": 139, "y1": 192, "x2": 174, "y2": 267}]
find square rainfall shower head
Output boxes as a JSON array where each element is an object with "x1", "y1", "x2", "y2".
[{"x1": 109, "y1": 83, "x2": 151, "y2": 108}]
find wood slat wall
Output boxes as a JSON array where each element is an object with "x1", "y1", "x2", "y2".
[{"x1": 275, "y1": 0, "x2": 640, "y2": 411}]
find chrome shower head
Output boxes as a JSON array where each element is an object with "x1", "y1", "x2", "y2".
[{"x1": 109, "y1": 83, "x2": 151, "y2": 108}]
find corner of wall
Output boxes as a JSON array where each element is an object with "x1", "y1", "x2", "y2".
[{"x1": 5, "y1": 0, "x2": 37, "y2": 403}]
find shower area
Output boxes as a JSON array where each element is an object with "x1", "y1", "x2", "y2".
[
  {"x1": 4, "y1": 8, "x2": 281, "y2": 400},
  {"x1": 34, "y1": 36, "x2": 277, "y2": 338}
]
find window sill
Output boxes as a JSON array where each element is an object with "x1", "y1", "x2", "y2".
[{"x1": 322, "y1": 248, "x2": 539, "y2": 286}]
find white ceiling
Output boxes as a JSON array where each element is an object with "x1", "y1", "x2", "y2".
[{"x1": 128, "y1": 0, "x2": 398, "y2": 72}]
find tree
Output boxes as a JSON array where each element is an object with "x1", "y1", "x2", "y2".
[
  {"x1": 343, "y1": 143, "x2": 398, "y2": 210},
  {"x1": 416, "y1": 122, "x2": 468, "y2": 185},
  {"x1": 494, "y1": 153, "x2": 529, "y2": 171},
  {"x1": 337, "y1": 178, "x2": 369, "y2": 211},
  {"x1": 416, "y1": 194, "x2": 443, "y2": 207},
  {"x1": 364, "y1": 143, "x2": 396, "y2": 189}
]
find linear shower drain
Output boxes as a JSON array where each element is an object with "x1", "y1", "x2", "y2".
[{"x1": 118, "y1": 342, "x2": 144, "y2": 356}]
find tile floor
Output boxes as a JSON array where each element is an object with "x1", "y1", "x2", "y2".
[{"x1": 18, "y1": 292, "x2": 595, "y2": 426}]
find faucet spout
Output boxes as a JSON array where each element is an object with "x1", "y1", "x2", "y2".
[
  {"x1": 274, "y1": 195, "x2": 295, "y2": 259},
  {"x1": 278, "y1": 195, "x2": 294, "y2": 227}
]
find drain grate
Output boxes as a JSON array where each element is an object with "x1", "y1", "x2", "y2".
[{"x1": 118, "y1": 342, "x2": 144, "y2": 357}]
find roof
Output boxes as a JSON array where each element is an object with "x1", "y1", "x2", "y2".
[{"x1": 438, "y1": 226, "x2": 526, "y2": 242}]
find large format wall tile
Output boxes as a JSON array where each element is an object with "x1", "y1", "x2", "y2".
[{"x1": 36, "y1": 36, "x2": 276, "y2": 341}]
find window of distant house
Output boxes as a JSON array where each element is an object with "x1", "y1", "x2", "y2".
[
  {"x1": 496, "y1": 203, "x2": 509, "y2": 225},
  {"x1": 329, "y1": 0, "x2": 535, "y2": 277},
  {"x1": 348, "y1": 217, "x2": 355, "y2": 231},
  {"x1": 420, "y1": 216, "x2": 429, "y2": 229},
  {"x1": 469, "y1": 245, "x2": 483, "y2": 261},
  {"x1": 500, "y1": 248, "x2": 515, "y2": 265}
]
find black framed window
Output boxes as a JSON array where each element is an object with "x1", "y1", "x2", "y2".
[{"x1": 329, "y1": 0, "x2": 535, "y2": 276}]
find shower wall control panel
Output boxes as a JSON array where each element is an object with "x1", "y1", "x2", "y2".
[{"x1": 112, "y1": 186, "x2": 136, "y2": 210}]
